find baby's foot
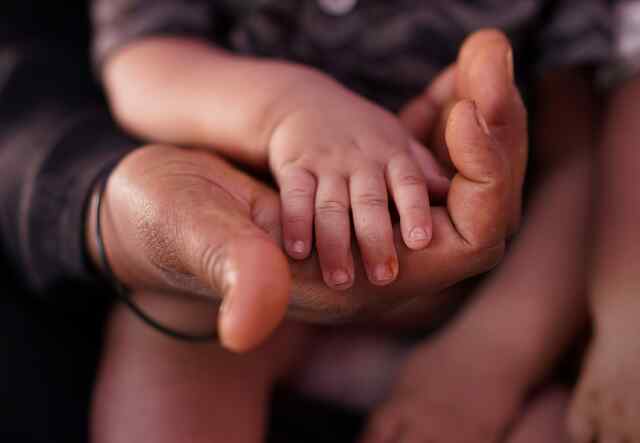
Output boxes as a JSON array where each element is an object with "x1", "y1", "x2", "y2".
[
  {"x1": 359, "y1": 330, "x2": 530, "y2": 443},
  {"x1": 569, "y1": 296, "x2": 640, "y2": 443}
]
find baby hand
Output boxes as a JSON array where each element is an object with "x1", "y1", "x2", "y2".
[{"x1": 268, "y1": 75, "x2": 442, "y2": 289}]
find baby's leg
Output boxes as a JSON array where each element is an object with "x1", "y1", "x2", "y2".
[
  {"x1": 91, "y1": 292, "x2": 309, "y2": 443},
  {"x1": 569, "y1": 78, "x2": 640, "y2": 443},
  {"x1": 507, "y1": 388, "x2": 571, "y2": 443},
  {"x1": 360, "y1": 276, "x2": 580, "y2": 443},
  {"x1": 290, "y1": 329, "x2": 408, "y2": 411}
]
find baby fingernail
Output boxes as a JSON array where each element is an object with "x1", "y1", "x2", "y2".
[
  {"x1": 374, "y1": 264, "x2": 393, "y2": 282},
  {"x1": 409, "y1": 227, "x2": 430, "y2": 242},
  {"x1": 331, "y1": 269, "x2": 350, "y2": 285},
  {"x1": 291, "y1": 240, "x2": 306, "y2": 254}
]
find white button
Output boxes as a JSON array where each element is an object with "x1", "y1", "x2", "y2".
[{"x1": 318, "y1": 0, "x2": 358, "y2": 16}]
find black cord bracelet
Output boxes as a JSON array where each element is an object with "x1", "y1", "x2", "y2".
[{"x1": 94, "y1": 167, "x2": 217, "y2": 343}]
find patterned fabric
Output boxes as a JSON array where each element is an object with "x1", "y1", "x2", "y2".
[
  {"x1": 601, "y1": 0, "x2": 640, "y2": 86},
  {"x1": 92, "y1": 0, "x2": 612, "y2": 110}
]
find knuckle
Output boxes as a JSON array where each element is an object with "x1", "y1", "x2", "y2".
[
  {"x1": 354, "y1": 193, "x2": 388, "y2": 209},
  {"x1": 283, "y1": 214, "x2": 310, "y2": 226},
  {"x1": 405, "y1": 201, "x2": 428, "y2": 212},
  {"x1": 282, "y1": 186, "x2": 314, "y2": 201},
  {"x1": 316, "y1": 199, "x2": 349, "y2": 215},
  {"x1": 358, "y1": 228, "x2": 382, "y2": 245},
  {"x1": 352, "y1": 158, "x2": 382, "y2": 175},
  {"x1": 395, "y1": 172, "x2": 426, "y2": 188}
]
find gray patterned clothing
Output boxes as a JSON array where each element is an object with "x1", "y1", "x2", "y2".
[
  {"x1": 93, "y1": 0, "x2": 612, "y2": 111},
  {"x1": 600, "y1": 0, "x2": 640, "y2": 86}
]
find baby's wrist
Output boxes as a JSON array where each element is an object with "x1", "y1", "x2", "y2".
[
  {"x1": 259, "y1": 65, "x2": 336, "y2": 128},
  {"x1": 190, "y1": 61, "x2": 335, "y2": 165}
]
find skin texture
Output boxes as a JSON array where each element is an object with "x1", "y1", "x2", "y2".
[
  {"x1": 91, "y1": 303, "x2": 310, "y2": 443},
  {"x1": 103, "y1": 36, "x2": 452, "y2": 289},
  {"x1": 507, "y1": 388, "x2": 572, "y2": 443},
  {"x1": 360, "y1": 57, "x2": 596, "y2": 443},
  {"x1": 569, "y1": 75, "x2": 640, "y2": 443},
  {"x1": 88, "y1": 32, "x2": 525, "y2": 354},
  {"x1": 89, "y1": 30, "x2": 531, "y2": 443}
]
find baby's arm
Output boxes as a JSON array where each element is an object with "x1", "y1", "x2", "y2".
[
  {"x1": 104, "y1": 37, "x2": 447, "y2": 289},
  {"x1": 104, "y1": 38, "x2": 317, "y2": 167}
]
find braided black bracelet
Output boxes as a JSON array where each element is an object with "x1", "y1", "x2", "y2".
[{"x1": 94, "y1": 167, "x2": 217, "y2": 343}]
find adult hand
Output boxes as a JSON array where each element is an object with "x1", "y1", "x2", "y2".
[
  {"x1": 87, "y1": 29, "x2": 526, "y2": 353},
  {"x1": 400, "y1": 29, "x2": 527, "y2": 235}
]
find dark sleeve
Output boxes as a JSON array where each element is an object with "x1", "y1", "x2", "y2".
[
  {"x1": 599, "y1": 0, "x2": 640, "y2": 87},
  {"x1": 0, "y1": 15, "x2": 139, "y2": 295},
  {"x1": 535, "y1": 0, "x2": 613, "y2": 74},
  {"x1": 91, "y1": 0, "x2": 229, "y2": 71}
]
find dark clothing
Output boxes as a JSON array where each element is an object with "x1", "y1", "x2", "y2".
[
  {"x1": 1, "y1": 284, "x2": 109, "y2": 443},
  {"x1": 0, "y1": 1, "x2": 138, "y2": 297},
  {"x1": 0, "y1": 3, "x2": 135, "y2": 441},
  {"x1": 93, "y1": 0, "x2": 612, "y2": 111},
  {"x1": 602, "y1": 0, "x2": 640, "y2": 85}
]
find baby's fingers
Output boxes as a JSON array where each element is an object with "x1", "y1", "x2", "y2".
[
  {"x1": 386, "y1": 152, "x2": 433, "y2": 250},
  {"x1": 315, "y1": 175, "x2": 354, "y2": 290},
  {"x1": 279, "y1": 165, "x2": 316, "y2": 259},
  {"x1": 350, "y1": 166, "x2": 398, "y2": 286}
]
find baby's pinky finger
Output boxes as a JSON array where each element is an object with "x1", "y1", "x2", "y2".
[
  {"x1": 386, "y1": 153, "x2": 433, "y2": 250},
  {"x1": 279, "y1": 166, "x2": 316, "y2": 259}
]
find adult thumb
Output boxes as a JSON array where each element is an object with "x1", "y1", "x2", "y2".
[{"x1": 166, "y1": 157, "x2": 291, "y2": 353}]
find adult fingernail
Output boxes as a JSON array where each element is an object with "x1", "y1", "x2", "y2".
[
  {"x1": 506, "y1": 48, "x2": 514, "y2": 82},
  {"x1": 473, "y1": 102, "x2": 491, "y2": 136},
  {"x1": 331, "y1": 269, "x2": 350, "y2": 286}
]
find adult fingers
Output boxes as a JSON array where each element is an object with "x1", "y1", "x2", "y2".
[
  {"x1": 456, "y1": 29, "x2": 528, "y2": 233},
  {"x1": 446, "y1": 99, "x2": 511, "y2": 249},
  {"x1": 399, "y1": 65, "x2": 457, "y2": 171},
  {"x1": 101, "y1": 145, "x2": 291, "y2": 353}
]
